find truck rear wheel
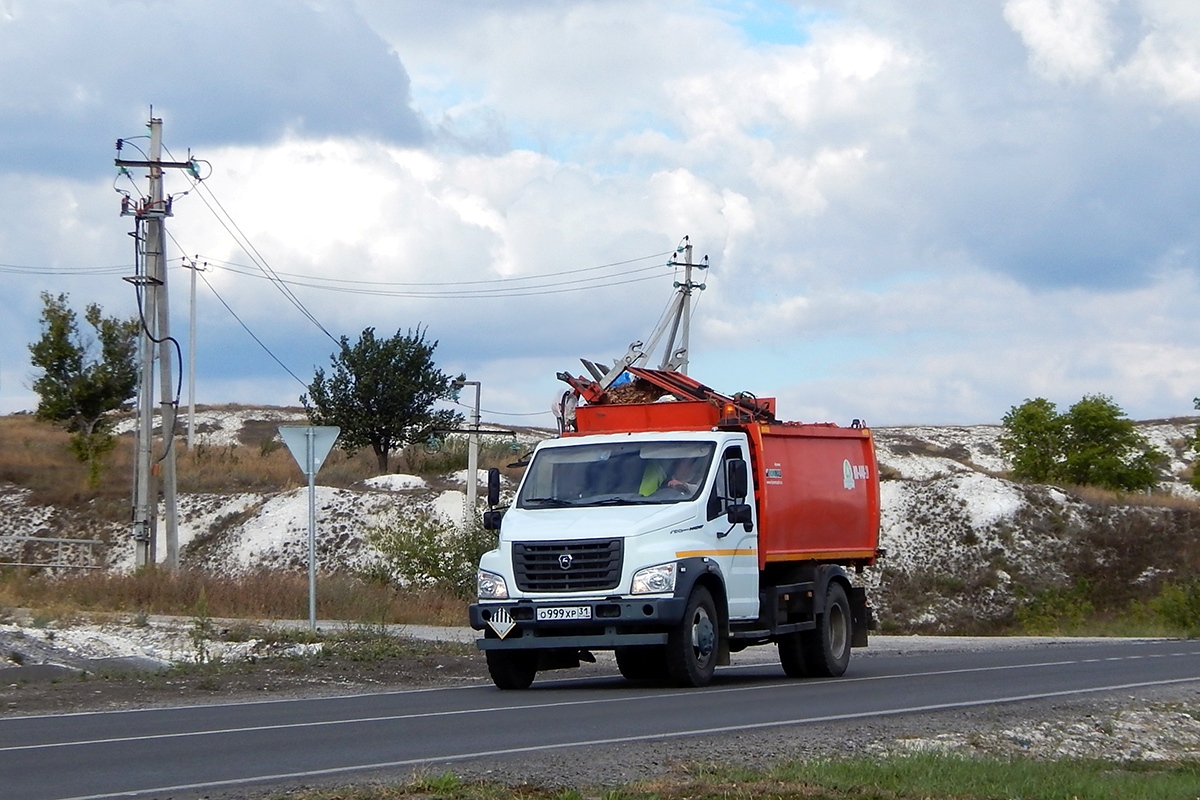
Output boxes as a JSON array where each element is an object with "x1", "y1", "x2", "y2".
[
  {"x1": 615, "y1": 646, "x2": 669, "y2": 681},
  {"x1": 486, "y1": 649, "x2": 539, "y2": 690},
  {"x1": 802, "y1": 582, "x2": 852, "y2": 677},
  {"x1": 666, "y1": 585, "x2": 718, "y2": 687},
  {"x1": 776, "y1": 631, "x2": 808, "y2": 678}
]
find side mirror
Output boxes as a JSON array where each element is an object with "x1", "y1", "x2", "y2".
[
  {"x1": 487, "y1": 467, "x2": 501, "y2": 507},
  {"x1": 726, "y1": 502, "x2": 752, "y2": 526},
  {"x1": 726, "y1": 459, "x2": 749, "y2": 500},
  {"x1": 482, "y1": 509, "x2": 504, "y2": 531}
]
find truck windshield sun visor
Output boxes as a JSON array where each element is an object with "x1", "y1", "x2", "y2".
[{"x1": 516, "y1": 441, "x2": 716, "y2": 509}]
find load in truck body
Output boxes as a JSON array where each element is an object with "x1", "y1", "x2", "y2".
[{"x1": 468, "y1": 367, "x2": 881, "y2": 689}]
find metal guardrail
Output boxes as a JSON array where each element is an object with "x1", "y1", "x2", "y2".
[{"x1": 0, "y1": 535, "x2": 106, "y2": 571}]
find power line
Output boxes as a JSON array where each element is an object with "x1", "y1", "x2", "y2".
[
  {"x1": 0, "y1": 262, "x2": 141, "y2": 275},
  {"x1": 198, "y1": 260, "x2": 669, "y2": 299},
  {"x1": 192, "y1": 250, "x2": 672, "y2": 288},
  {"x1": 197, "y1": 269, "x2": 309, "y2": 387},
  {"x1": 451, "y1": 398, "x2": 553, "y2": 418},
  {"x1": 164, "y1": 144, "x2": 338, "y2": 344}
]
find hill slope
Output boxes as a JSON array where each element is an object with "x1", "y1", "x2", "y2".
[{"x1": 2, "y1": 409, "x2": 1198, "y2": 633}]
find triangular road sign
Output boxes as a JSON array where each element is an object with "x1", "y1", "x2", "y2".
[{"x1": 279, "y1": 425, "x2": 341, "y2": 477}]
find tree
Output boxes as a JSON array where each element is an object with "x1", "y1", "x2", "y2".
[
  {"x1": 1059, "y1": 394, "x2": 1162, "y2": 490},
  {"x1": 998, "y1": 397, "x2": 1063, "y2": 483},
  {"x1": 301, "y1": 326, "x2": 462, "y2": 472},
  {"x1": 999, "y1": 394, "x2": 1164, "y2": 492},
  {"x1": 28, "y1": 292, "x2": 140, "y2": 486},
  {"x1": 1191, "y1": 397, "x2": 1200, "y2": 492}
]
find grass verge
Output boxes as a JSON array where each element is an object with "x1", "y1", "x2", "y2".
[{"x1": 248, "y1": 754, "x2": 1200, "y2": 799}]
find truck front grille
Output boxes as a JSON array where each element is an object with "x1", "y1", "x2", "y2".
[{"x1": 513, "y1": 539, "x2": 623, "y2": 592}]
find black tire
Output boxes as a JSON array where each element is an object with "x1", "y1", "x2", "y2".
[
  {"x1": 802, "y1": 582, "x2": 852, "y2": 677},
  {"x1": 776, "y1": 631, "x2": 808, "y2": 678},
  {"x1": 666, "y1": 585, "x2": 719, "y2": 687},
  {"x1": 615, "y1": 645, "x2": 670, "y2": 681},
  {"x1": 486, "y1": 649, "x2": 539, "y2": 690}
]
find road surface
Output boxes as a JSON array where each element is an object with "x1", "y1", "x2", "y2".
[{"x1": 1, "y1": 637, "x2": 1197, "y2": 800}]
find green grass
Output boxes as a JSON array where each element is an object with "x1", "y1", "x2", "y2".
[{"x1": 254, "y1": 754, "x2": 1200, "y2": 799}]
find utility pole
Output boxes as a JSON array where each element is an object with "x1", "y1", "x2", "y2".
[
  {"x1": 117, "y1": 114, "x2": 198, "y2": 570},
  {"x1": 185, "y1": 259, "x2": 204, "y2": 449},
  {"x1": 642, "y1": 237, "x2": 708, "y2": 375},
  {"x1": 574, "y1": 237, "x2": 709, "y2": 396},
  {"x1": 455, "y1": 380, "x2": 482, "y2": 520}
]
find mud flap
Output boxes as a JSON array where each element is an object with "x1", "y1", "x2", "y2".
[{"x1": 849, "y1": 586, "x2": 872, "y2": 648}]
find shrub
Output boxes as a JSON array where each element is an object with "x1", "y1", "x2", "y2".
[
  {"x1": 1151, "y1": 579, "x2": 1200, "y2": 637},
  {"x1": 1015, "y1": 580, "x2": 1095, "y2": 634},
  {"x1": 367, "y1": 509, "x2": 497, "y2": 599}
]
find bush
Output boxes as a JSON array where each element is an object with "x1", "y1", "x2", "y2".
[
  {"x1": 1015, "y1": 580, "x2": 1095, "y2": 634},
  {"x1": 1151, "y1": 579, "x2": 1200, "y2": 637},
  {"x1": 367, "y1": 509, "x2": 496, "y2": 599}
]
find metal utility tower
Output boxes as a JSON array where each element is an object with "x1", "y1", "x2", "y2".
[{"x1": 116, "y1": 115, "x2": 198, "y2": 570}]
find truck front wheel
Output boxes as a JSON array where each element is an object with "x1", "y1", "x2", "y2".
[
  {"x1": 615, "y1": 645, "x2": 669, "y2": 681},
  {"x1": 802, "y1": 582, "x2": 852, "y2": 677},
  {"x1": 486, "y1": 649, "x2": 539, "y2": 690},
  {"x1": 666, "y1": 585, "x2": 719, "y2": 687}
]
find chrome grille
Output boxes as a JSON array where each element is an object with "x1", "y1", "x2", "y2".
[{"x1": 513, "y1": 539, "x2": 623, "y2": 592}]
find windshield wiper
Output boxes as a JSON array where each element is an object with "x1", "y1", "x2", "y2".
[
  {"x1": 522, "y1": 497, "x2": 575, "y2": 507},
  {"x1": 591, "y1": 496, "x2": 642, "y2": 506}
]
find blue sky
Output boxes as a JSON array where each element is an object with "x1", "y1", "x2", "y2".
[{"x1": 2, "y1": 0, "x2": 1200, "y2": 429}]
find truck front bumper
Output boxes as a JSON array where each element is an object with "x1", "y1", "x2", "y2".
[{"x1": 468, "y1": 596, "x2": 687, "y2": 650}]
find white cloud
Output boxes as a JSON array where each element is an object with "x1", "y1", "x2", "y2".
[
  {"x1": 4, "y1": 0, "x2": 1200, "y2": 429},
  {"x1": 1112, "y1": 0, "x2": 1200, "y2": 105},
  {"x1": 1004, "y1": 0, "x2": 1119, "y2": 82}
]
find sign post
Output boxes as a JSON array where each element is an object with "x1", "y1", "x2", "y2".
[{"x1": 279, "y1": 425, "x2": 340, "y2": 631}]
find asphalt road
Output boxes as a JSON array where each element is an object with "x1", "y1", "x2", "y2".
[{"x1": 2, "y1": 638, "x2": 1198, "y2": 800}]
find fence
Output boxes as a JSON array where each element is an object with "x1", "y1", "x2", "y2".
[{"x1": 0, "y1": 535, "x2": 106, "y2": 571}]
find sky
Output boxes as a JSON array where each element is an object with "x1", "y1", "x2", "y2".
[{"x1": 2, "y1": 0, "x2": 1200, "y2": 429}]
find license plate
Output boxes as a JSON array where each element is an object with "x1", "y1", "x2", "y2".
[{"x1": 536, "y1": 605, "x2": 592, "y2": 621}]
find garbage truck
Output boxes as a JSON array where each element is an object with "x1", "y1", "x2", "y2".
[{"x1": 468, "y1": 366, "x2": 881, "y2": 689}]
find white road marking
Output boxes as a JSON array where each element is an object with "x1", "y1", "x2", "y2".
[
  {"x1": 53, "y1": 673, "x2": 1200, "y2": 800},
  {"x1": 5, "y1": 647, "x2": 1199, "y2": 754}
]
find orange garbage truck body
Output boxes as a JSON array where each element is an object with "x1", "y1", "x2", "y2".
[
  {"x1": 469, "y1": 368, "x2": 882, "y2": 690},
  {"x1": 751, "y1": 423, "x2": 880, "y2": 569}
]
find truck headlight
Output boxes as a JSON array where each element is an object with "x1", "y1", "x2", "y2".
[
  {"x1": 477, "y1": 570, "x2": 509, "y2": 599},
  {"x1": 631, "y1": 562, "x2": 677, "y2": 595}
]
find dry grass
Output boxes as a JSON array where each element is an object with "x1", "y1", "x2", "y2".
[
  {"x1": 0, "y1": 414, "x2": 132, "y2": 518},
  {"x1": 0, "y1": 412, "x2": 528, "y2": 521},
  {"x1": 1066, "y1": 483, "x2": 1200, "y2": 510},
  {"x1": 0, "y1": 568, "x2": 468, "y2": 626},
  {"x1": 0, "y1": 411, "x2": 523, "y2": 627}
]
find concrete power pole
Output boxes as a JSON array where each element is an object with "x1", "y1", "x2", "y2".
[
  {"x1": 636, "y1": 237, "x2": 708, "y2": 375},
  {"x1": 455, "y1": 380, "x2": 482, "y2": 520},
  {"x1": 117, "y1": 114, "x2": 196, "y2": 570}
]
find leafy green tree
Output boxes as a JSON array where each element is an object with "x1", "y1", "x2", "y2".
[
  {"x1": 1060, "y1": 394, "x2": 1162, "y2": 490},
  {"x1": 1191, "y1": 397, "x2": 1200, "y2": 491},
  {"x1": 999, "y1": 394, "x2": 1164, "y2": 492},
  {"x1": 998, "y1": 397, "x2": 1063, "y2": 483},
  {"x1": 301, "y1": 326, "x2": 462, "y2": 472},
  {"x1": 27, "y1": 292, "x2": 140, "y2": 486}
]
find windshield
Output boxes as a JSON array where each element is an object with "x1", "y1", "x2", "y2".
[{"x1": 517, "y1": 440, "x2": 715, "y2": 509}]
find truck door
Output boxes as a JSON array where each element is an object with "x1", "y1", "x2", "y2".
[{"x1": 708, "y1": 445, "x2": 760, "y2": 620}]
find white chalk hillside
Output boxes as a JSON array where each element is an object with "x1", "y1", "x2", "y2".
[{"x1": 5, "y1": 409, "x2": 1199, "y2": 630}]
